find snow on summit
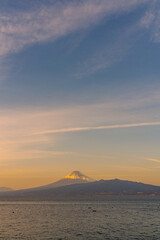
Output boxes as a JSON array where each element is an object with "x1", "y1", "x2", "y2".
[{"x1": 65, "y1": 171, "x2": 94, "y2": 182}]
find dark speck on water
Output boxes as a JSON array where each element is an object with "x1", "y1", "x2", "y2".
[
  {"x1": 76, "y1": 233, "x2": 82, "y2": 236},
  {"x1": 0, "y1": 196, "x2": 159, "y2": 240}
]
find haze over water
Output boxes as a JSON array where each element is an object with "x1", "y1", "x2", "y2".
[{"x1": 0, "y1": 197, "x2": 160, "y2": 240}]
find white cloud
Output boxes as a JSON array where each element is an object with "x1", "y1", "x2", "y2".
[
  {"x1": 76, "y1": 22, "x2": 139, "y2": 76},
  {"x1": 140, "y1": 1, "x2": 160, "y2": 43},
  {"x1": 0, "y1": 0, "x2": 148, "y2": 57},
  {"x1": 0, "y1": 86, "x2": 159, "y2": 162},
  {"x1": 35, "y1": 122, "x2": 160, "y2": 135},
  {"x1": 146, "y1": 158, "x2": 160, "y2": 163},
  {"x1": 140, "y1": 11, "x2": 155, "y2": 28}
]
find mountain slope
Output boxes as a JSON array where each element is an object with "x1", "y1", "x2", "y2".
[
  {"x1": 33, "y1": 179, "x2": 160, "y2": 196},
  {"x1": 0, "y1": 171, "x2": 94, "y2": 194},
  {"x1": 1, "y1": 179, "x2": 160, "y2": 200},
  {"x1": 0, "y1": 187, "x2": 13, "y2": 192},
  {"x1": 41, "y1": 171, "x2": 94, "y2": 189},
  {"x1": 31, "y1": 171, "x2": 94, "y2": 191}
]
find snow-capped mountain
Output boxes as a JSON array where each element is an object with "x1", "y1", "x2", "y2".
[
  {"x1": 7, "y1": 171, "x2": 95, "y2": 193},
  {"x1": 64, "y1": 171, "x2": 94, "y2": 182},
  {"x1": 1, "y1": 178, "x2": 160, "y2": 200},
  {"x1": 39, "y1": 170, "x2": 94, "y2": 189}
]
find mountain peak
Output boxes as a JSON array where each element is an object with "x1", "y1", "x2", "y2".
[{"x1": 64, "y1": 171, "x2": 94, "y2": 182}]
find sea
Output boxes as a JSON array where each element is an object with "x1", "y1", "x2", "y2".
[{"x1": 0, "y1": 196, "x2": 160, "y2": 240}]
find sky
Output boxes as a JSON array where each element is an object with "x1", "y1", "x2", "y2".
[{"x1": 0, "y1": 0, "x2": 160, "y2": 189}]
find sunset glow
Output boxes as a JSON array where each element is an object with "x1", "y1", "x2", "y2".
[{"x1": 0, "y1": 0, "x2": 160, "y2": 189}]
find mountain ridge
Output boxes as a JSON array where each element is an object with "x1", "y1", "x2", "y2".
[
  {"x1": 0, "y1": 187, "x2": 13, "y2": 192},
  {"x1": 0, "y1": 171, "x2": 160, "y2": 199},
  {"x1": 1, "y1": 170, "x2": 94, "y2": 193},
  {"x1": 0, "y1": 178, "x2": 160, "y2": 200},
  {"x1": 30, "y1": 170, "x2": 94, "y2": 191}
]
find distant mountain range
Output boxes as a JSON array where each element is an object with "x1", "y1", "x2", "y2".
[
  {"x1": 0, "y1": 171, "x2": 93, "y2": 194},
  {"x1": 0, "y1": 171, "x2": 160, "y2": 199},
  {"x1": 0, "y1": 187, "x2": 13, "y2": 192},
  {"x1": 33, "y1": 170, "x2": 94, "y2": 190}
]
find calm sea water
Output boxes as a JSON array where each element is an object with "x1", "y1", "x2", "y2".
[{"x1": 0, "y1": 197, "x2": 160, "y2": 240}]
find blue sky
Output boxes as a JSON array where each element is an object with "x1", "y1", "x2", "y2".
[{"x1": 0, "y1": 0, "x2": 160, "y2": 188}]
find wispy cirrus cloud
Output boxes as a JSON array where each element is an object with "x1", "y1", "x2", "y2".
[
  {"x1": 77, "y1": 1, "x2": 160, "y2": 76},
  {"x1": 35, "y1": 122, "x2": 160, "y2": 135},
  {"x1": 146, "y1": 158, "x2": 160, "y2": 163},
  {"x1": 0, "y1": 87, "x2": 160, "y2": 163},
  {"x1": 0, "y1": 0, "x2": 149, "y2": 57},
  {"x1": 140, "y1": 0, "x2": 160, "y2": 42},
  {"x1": 76, "y1": 22, "x2": 140, "y2": 76}
]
